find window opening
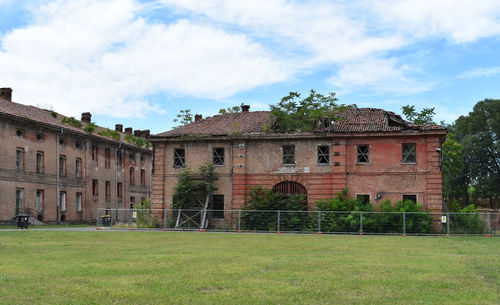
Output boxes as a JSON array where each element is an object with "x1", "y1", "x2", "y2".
[
  {"x1": 174, "y1": 148, "x2": 185, "y2": 168},
  {"x1": 36, "y1": 152, "x2": 44, "y2": 174},
  {"x1": 282, "y1": 145, "x2": 295, "y2": 165},
  {"x1": 356, "y1": 194, "x2": 370, "y2": 205},
  {"x1": 59, "y1": 191, "x2": 66, "y2": 212},
  {"x1": 75, "y1": 158, "x2": 81, "y2": 178},
  {"x1": 213, "y1": 147, "x2": 225, "y2": 165},
  {"x1": 141, "y1": 169, "x2": 146, "y2": 186},
  {"x1": 36, "y1": 190, "x2": 44, "y2": 211},
  {"x1": 211, "y1": 195, "x2": 224, "y2": 218},
  {"x1": 15, "y1": 189, "x2": 24, "y2": 215},
  {"x1": 105, "y1": 148, "x2": 111, "y2": 168},
  {"x1": 317, "y1": 145, "x2": 330, "y2": 164},
  {"x1": 105, "y1": 181, "x2": 111, "y2": 202},
  {"x1": 16, "y1": 148, "x2": 24, "y2": 171},
  {"x1": 402, "y1": 143, "x2": 416, "y2": 163},
  {"x1": 129, "y1": 167, "x2": 135, "y2": 185},
  {"x1": 76, "y1": 193, "x2": 82, "y2": 212},
  {"x1": 92, "y1": 180, "x2": 98, "y2": 200},
  {"x1": 272, "y1": 181, "x2": 307, "y2": 209},
  {"x1": 403, "y1": 195, "x2": 417, "y2": 203},
  {"x1": 59, "y1": 155, "x2": 66, "y2": 176},
  {"x1": 92, "y1": 144, "x2": 98, "y2": 161},
  {"x1": 357, "y1": 145, "x2": 370, "y2": 164}
]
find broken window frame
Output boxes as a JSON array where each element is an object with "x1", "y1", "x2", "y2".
[
  {"x1": 402, "y1": 143, "x2": 417, "y2": 164},
  {"x1": 356, "y1": 194, "x2": 370, "y2": 205},
  {"x1": 357, "y1": 145, "x2": 370, "y2": 164},
  {"x1": 59, "y1": 155, "x2": 67, "y2": 177},
  {"x1": 282, "y1": 145, "x2": 295, "y2": 165},
  {"x1": 173, "y1": 148, "x2": 186, "y2": 168},
  {"x1": 91, "y1": 144, "x2": 98, "y2": 161},
  {"x1": 317, "y1": 145, "x2": 330, "y2": 165},
  {"x1": 213, "y1": 147, "x2": 225, "y2": 166}
]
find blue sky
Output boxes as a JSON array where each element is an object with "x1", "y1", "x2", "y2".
[{"x1": 1, "y1": 0, "x2": 499, "y2": 134}]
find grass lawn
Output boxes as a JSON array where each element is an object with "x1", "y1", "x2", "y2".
[{"x1": 0, "y1": 232, "x2": 498, "y2": 304}]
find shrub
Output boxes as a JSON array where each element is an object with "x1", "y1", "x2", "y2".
[
  {"x1": 97, "y1": 128, "x2": 121, "y2": 141},
  {"x1": 448, "y1": 204, "x2": 485, "y2": 234},
  {"x1": 61, "y1": 116, "x2": 82, "y2": 128},
  {"x1": 135, "y1": 198, "x2": 159, "y2": 228},
  {"x1": 84, "y1": 122, "x2": 96, "y2": 133}
]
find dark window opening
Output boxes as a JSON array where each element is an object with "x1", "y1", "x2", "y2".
[
  {"x1": 36, "y1": 190, "x2": 44, "y2": 211},
  {"x1": 402, "y1": 195, "x2": 417, "y2": 203},
  {"x1": 140, "y1": 169, "x2": 146, "y2": 186},
  {"x1": 92, "y1": 144, "x2": 98, "y2": 161},
  {"x1": 59, "y1": 155, "x2": 66, "y2": 176},
  {"x1": 75, "y1": 141, "x2": 82, "y2": 149},
  {"x1": 117, "y1": 183, "x2": 123, "y2": 202},
  {"x1": 15, "y1": 189, "x2": 24, "y2": 215},
  {"x1": 130, "y1": 197, "x2": 135, "y2": 209},
  {"x1": 16, "y1": 129, "x2": 24, "y2": 137},
  {"x1": 211, "y1": 195, "x2": 224, "y2": 219},
  {"x1": 117, "y1": 150, "x2": 123, "y2": 168},
  {"x1": 282, "y1": 145, "x2": 295, "y2": 165},
  {"x1": 36, "y1": 152, "x2": 44, "y2": 174},
  {"x1": 36, "y1": 133, "x2": 44, "y2": 141},
  {"x1": 16, "y1": 148, "x2": 24, "y2": 171},
  {"x1": 75, "y1": 158, "x2": 81, "y2": 178},
  {"x1": 59, "y1": 138, "x2": 66, "y2": 146},
  {"x1": 213, "y1": 147, "x2": 224, "y2": 165},
  {"x1": 174, "y1": 148, "x2": 185, "y2": 168},
  {"x1": 402, "y1": 143, "x2": 416, "y2": 164},
  {"x1": 105, "y1": 181, "x2": 111, "y2": 202},
  {"x1": 92, "y1": 180, "x2": 98, "y2": 200},
  {"x1": 356, "y1": 194, "x2": 370, "y2": 205},
  {"x1": 317, "y1": 145, "x2": 330, "y2": 164},
  {"x1": 129, "y1": 167, "x2": 135, "y2": 185},
  {"x1": 140, "y1": 154, "x2": 145, "y2": 163},
  {"x1": 129, "y1": 152, "x2": 135, "y2": 162},
  {"x1": 357, "y1": 145, "x2": 370, "y2": 164},
  {"x1": 60, "y1": 215, "x2": 66, "y2": 222},
  {"x1": 105, "y1": 148, "x2": 111, "y2": 169}
]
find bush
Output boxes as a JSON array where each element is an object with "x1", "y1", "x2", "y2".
[
  {"x1": 135, "y1": 199, "x2": 159, "y2": 228},
  {"x1": 448, "y1": 204, "x2": 485, "y2": 234}
]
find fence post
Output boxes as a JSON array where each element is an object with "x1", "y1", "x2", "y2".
[
  {"x1": 403, "y1": 212, "x2": 406, "y2": 236},
  {"x1": 237, "y1": 210, "x2": 241, "y2": 231},
  {"x1": 277, "y1": 210, "x2": 281, "y2": 233},
  {"x1": 446, "y1": 211, "x2": 450, "y2": 236},
  {"x1": 487, "y1": 212, "x2": 492, "y2": 236},
  {"x1": 318, "y1": 211, "x2": 321, "y2": 233},
  {"x1": 360, "y1": 211, "x2": 363, "y2": 235},
  {"x1": 128, "y1": 209, "x2": 132, "y2": 229},
  {"x1": 96, "y1": 208, "x2": 99, "y2": 226}
]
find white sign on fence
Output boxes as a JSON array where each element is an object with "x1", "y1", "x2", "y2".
[
  {"x1": 441, "y1": 216, "x2": 447, "y2": 223},
  {"x1": 132, "y1": 212, "x2": 137, "y2": 219}
]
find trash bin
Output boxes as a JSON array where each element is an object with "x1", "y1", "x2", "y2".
[
  {"x1": 101, "y1": 215, "x2": 111, "y2": 227},
  {"x1": 16, "y1": 215, "x2": 29, "y2": 229}
]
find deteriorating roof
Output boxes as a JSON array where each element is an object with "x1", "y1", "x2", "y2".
[
  {"x1": 153, "y1": 108, "x2": 446, "y2": 138},
  {"x1": 0, "y1": 96, "x2": 149, "y2": 150}
]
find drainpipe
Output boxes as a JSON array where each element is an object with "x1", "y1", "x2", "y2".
[
  {"x1": 56, "y1": 128, "x2": 63, "y2": 223},
  {"x1": 115, "y1": 145, "x2": 119, "y2": 220}
]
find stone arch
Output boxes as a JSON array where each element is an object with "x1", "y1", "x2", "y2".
[{"x1": 272, "y1": 181, "x2": 308, "y2": 208}]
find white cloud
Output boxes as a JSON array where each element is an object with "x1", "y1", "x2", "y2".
[
  {"x1": 459, "y1": 66, "x2": 500, "y2": 79},
  {"x1": 327, "y1": 58, "x2": 433, "y2": 95},
  {"x1": 0, "y1": 0, "x2": 289, "y2": 118},
  {"x1": 368, "y1": 0, "x2": 500, "y2": 43}
]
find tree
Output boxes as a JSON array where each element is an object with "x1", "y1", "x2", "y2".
[
  {"x1": 172, "y1": 163, "x2": 217, "y2": 209},
  {"x1": 270, "y1": 90, "x2": 346, "y2": 132},
  {"x1": 401, "y1": 105, "x2": 436, "y2": 125},
  {"x1": 173, "y1": 109, "x2": 193, "y2": 127},
  {"x1": 219, "y1": 105, "x2": 241, "y2": 114}
]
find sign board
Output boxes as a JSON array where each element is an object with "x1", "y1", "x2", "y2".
[
  {"x1": 441, "y1": 216, "x2": 447, "y2": 223},
  {"x1": 132, "y1": 211, "x2": 137, "y2": 219}
]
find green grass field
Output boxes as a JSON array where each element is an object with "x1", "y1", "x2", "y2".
[{"x1": 0, "y1": 231, "x2": 498, "y2": 304}]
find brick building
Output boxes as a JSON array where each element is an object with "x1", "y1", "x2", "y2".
[
  {"x1": 150, "y1": 105, "x2": 446, "y2": 219},
  {"x1": 0, "y1": 88, "x2": 152, "y2": 223}
]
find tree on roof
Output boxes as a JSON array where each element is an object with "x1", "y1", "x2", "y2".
[
  {"x1": 173, "y1": 109, "x2": 193, "y2": 127},
  {"x1": 401, "y1": 105, "x2": 436, "y2": 125},
  {"x1": 270, "y1": 90, "x2": 347, "y2": 133}
]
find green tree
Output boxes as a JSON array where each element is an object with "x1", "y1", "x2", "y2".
[
  {"x1": 401, "y1": 105, "x2": 436, "y2": 125},
  {"x1": 219, "y1": 105, "x2": 241, "y2": 114},
  {"x1": 172, "y1": 163, "x2": 217, "y2": 209},
  {"x1": 270, "y1": 90, "x2": 346, "y2": 132},
  {"x1": 173, "y1": 109, "x2": 193, "y2": 127}
]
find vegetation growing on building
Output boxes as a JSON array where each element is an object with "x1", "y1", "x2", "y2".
[{"x1": 61, "y1": 116, "x2": 82, "y2": 128}]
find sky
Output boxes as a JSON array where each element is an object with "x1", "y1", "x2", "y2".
[{"x1": 1, "y1": 0, "x2": 499, "y2": 134}]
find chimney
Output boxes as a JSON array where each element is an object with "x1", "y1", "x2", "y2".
[
  {"x1": 141, "y1": 130, "x2": 150, "y2": 138},
  {"x1": 124, "y1": 127, "x2": 132, "y2": 135},
  {"x1": 195, "y1": 114, "x2": 202, "y2": 122},
  {"x1": 81, "y1": 112, "x2": 92, "y2": 123},
  {"x1": 0, "y1": 88, "x2": 12, "y2": 102},
  {"x1": 134, "y1": 130, "x2": 141, "y2": 137},
  {"x1": 241, "y1": 105, "x2": 250, "y2": 112},
  {"x1": 115, "y1": 124, "x2": 123, "y2": 132}
]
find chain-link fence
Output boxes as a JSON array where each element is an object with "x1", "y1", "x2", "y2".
[{"x1": 96, "y1": 208, "x2": 499, "y2": 236}]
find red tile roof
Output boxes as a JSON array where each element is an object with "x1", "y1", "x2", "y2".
[
  {"x1": 0, "y1": 96, "x2": 149, "y2": 149},
  {"x1": 154, "y1": 108, "x2": 445, "y2": 138}
]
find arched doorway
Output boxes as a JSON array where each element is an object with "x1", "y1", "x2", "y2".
[{"x1": 272, "y1": 181, "x2": 308, "y2": 209}]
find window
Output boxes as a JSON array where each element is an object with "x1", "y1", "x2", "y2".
[
  {"x1": 76, "y1": 193, "x2": 82, "y2": 212},
  {"x1": 59, "y1": 191, "x2": 66, "y2": 212},
  {"x1": 129, "y1": 167, "x2": 135, "y2": 185},
  {"x1": 92, "y1": 179, "x2": 98, "y2": 200},
  {"x1": 129, "y1": 152, "x2": 135, "y2": 162},
  {"x1": 59, "y1": 138, "x2": 66, "y2": 146},
  {"x1": 173, "y1": 148, "x2": 185, "y2": 168},
  {"x1": 92, "y1": 144, "x2": 98, "y2": 161},
  {"x1": 402, "y1": 143, "x2": 416, "y2": 164},
  {"x1": 211, "y1": 195, "x2": 224, "y2": 219},
  {"x1": 317, "y1": 145, "x2": 330, "y2": 164},
  {"x1": 75, "y1": 140, "x2": 83, "y2": 150},
  {"x1": 117, "y1": 183, "x2": 123, "y2": 202},
  {"x1": 130, "y1": 197, "x2": 135, "y2": 209},
  {"x1": 357, "y1": 145, "x2": 370, "y2": 164},
  {"x1": 213, "y1": 147, "x2": 225, "y2": 165},
  {"x1": 75, "y1": 158, "x2": 82, "y2": 178},
  {"x1": 117, "y1": 150, "x2": 123, "y2": 168},
  {"x1": 141, "y1": 169, "x2": 146, "y2": 186},
  {"x1": 16, "y1": 148, "x2": 24, "y2": 171},
  {"x1": 36, "y1": 133, "x2": 44, "y2": 141},
  {"x1": 282, "y1": 145, "x2": 295, "y2": 165},
  {"x1": 36, "y1": 190, "x2": 44, "y2": 211},
  {"x1": 403, "y1": 195, "x2": 417, "y2": 203},
  {"x1": 59, "y1": 155, "x2": 66, "y2": 176},
  {"x1": 105, "y1": 181, "x2": 111, "y2": 202},
  {"x1": 16, "y1": 189, "x2": 24, "y2": 214},
  {"x1": 16, "y1": 129, "x2": 24, "y2": 137},
  {"x1": 356, "y1": 194, "x2": 370, "y2": 205},
  {"x1": 36, "y1": 151, "x2": 44, "y2": 174},
  {"x1": 105, "y1": 148, "x2": 111, "y2": 169},
  {"x1": 140, "y1": 154, "x2": 145, "y2": 163}
]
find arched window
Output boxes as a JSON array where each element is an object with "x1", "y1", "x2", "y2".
[{"x1": 272, "y1": 181, "x2": 308, "y2": 209}]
